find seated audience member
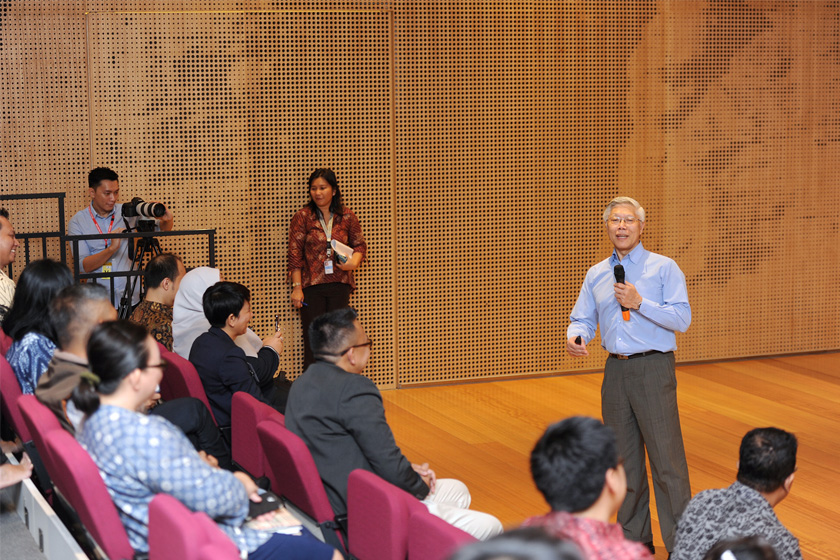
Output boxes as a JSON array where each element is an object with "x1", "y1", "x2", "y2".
[
  {"x1": 285, "y1": 307, "x2": 502, "y2": 540},
  {"x1": 190, "y1": 282, "x2": 286, "y2": 426},
  {"x1": 37, "y1": 283, "x2": 232, "y2": 469},
  {"x1": 703, "y1": 537, "x2": 779, "y2": 560},
  {"x1": 448, "y1": 528, "x2": 584, "y2": 560},
  {"x1": 672, "y1": 427, "x2": 801, "y2": 560},
  {"x1": 3, "y1": 259, "x2": 73, "y2": 393},
  {"x1": 522, "y1": 416, "x2": 654, "y2": 560},
  {"x1": 73, "y1": 320, "x2": 340, "y2": 559},
  {"x1": 0, "y1": 208, "x2": 19, "y2": 321},
  {"x1": 129, "y1": 252, "x2": 186, "y2": 351},
  {"x1": 173, "y1": 266, "x2": 263, "y2": 359}
]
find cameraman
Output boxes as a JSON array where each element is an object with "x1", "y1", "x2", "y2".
[{"x1": 68, "y1": 167, "x2": 174, "y2": 307}]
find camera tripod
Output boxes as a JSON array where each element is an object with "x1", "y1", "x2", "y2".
[{"x1": 117, "y1": 220, "x2": 162, "y2": 319}]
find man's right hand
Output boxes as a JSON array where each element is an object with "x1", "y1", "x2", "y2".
[
  {"x1": 262, "y1": 330, "x2": 284, "y2": 354},
  {"x1": 567, "y1": 337, "x2": 589, "y2": 357}
]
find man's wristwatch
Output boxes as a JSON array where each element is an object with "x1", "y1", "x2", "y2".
[{"x1": 291, "y1": 282, "x2": 302, "y2": 288}]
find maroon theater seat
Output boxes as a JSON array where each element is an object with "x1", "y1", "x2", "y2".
[{"x1": 148, "y1": 493, "x2": 240, "y2": 560}]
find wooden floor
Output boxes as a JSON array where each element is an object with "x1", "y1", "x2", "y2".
[{"x1": 382, "y1": 352, "x2": 840, "y2": 560}]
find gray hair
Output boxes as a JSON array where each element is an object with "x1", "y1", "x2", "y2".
[{"x1": 603, "y1": 197, "x2": 645, "y2": 222}]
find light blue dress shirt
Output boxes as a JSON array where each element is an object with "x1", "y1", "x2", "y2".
[
  {"x1": 67, "y1": 203, "x2": 138, "y2": 307},
  {"x1": 567, "y1": 243, "x2": 691, "y2": 356}
]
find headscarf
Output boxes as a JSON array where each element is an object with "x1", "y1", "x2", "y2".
[{"x1": 172, "y1": 267, "x2": 263, "y2": 358}]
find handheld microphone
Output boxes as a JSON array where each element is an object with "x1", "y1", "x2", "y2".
[{"x1": 614, "y1": 264, "x2": 630, "y2": 321}]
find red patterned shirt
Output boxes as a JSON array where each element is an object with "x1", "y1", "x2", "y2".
[
  {"x1": 287, "y1": 206, "x2": 367, "y2": 291},
  {"x1": 522, "y1": 511, "x2": 654, "y2": 560}
]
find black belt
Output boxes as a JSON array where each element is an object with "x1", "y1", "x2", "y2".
[{"x1": 609, "y1": 350, "x2": 669, "y2": 360}]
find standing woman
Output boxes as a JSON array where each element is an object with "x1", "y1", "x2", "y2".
[{"x1": 288, "y1": 168, "x2": 366, "y2": 366}]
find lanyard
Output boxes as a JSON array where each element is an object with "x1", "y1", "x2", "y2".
[
  {"x1": 317, "y1": 210, "x2": 334, "y2": 257},
  {"x1": 89, "y1": 206, "x2": 115, "y2": 247}
]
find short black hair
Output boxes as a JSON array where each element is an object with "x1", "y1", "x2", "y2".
[
  {"x1": 0, "y1": 208, "x2": 8, "y2": 221},
  {"x1": 202, "y1": 281, "x2": 250, "y2": 328},
  {"x1": 309, "y1": 307, "x2": 357, "y2": 361},
  {"x1": 144, "y1": 253, "x2": 183, "y2": 290},
  {"x1": 88, "y1": 167, "x2": 118, "y2": 189},
  {"x1": 448, "y1": 528, "x2": 583, "y2": 560},
  {"x1": 737, "y1": 427, "x2": 797, "y2": 493},
  {"x1": 530, "y1": 416, "x2": 619, "y2": 513},
  {"x1": 50, "y1": 283, "x2": 111, "y2": 350}
]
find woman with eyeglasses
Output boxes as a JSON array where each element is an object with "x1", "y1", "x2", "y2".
[{"x1": 73, "y1": 320, "x2": 340, "y2": 560}]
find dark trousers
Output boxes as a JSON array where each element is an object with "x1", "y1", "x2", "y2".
[
  {"x1": 300, "y1": 282, "x2": 352, "y2": 368},
  {"x1": 151, "y1": 397, "x2": 233, "y2": 470},
  {"x1": 602, "y1": 351, "x2": 691, "y2": 552}
]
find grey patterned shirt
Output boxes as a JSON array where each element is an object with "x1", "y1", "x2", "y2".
[{"x1": 672, "y1": 482, "x2": 802, "y2": 560}]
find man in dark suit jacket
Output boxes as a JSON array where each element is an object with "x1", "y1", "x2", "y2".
[
  {"x1": 189, "y1": 281, "x2": 285, "y2": 427},
  {"x1": 285, "y1": 307, "x2": 502, "y2": 540}
]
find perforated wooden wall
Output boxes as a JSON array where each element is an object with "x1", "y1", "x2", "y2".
[{"x1": 2, "y1": 2, "x2": 838, "y2": 388}]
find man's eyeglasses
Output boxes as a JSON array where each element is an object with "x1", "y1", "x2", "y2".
[
  {"x1": 607, "y1": 216, "x2": 638, "y2": 225},
  {"x1": 340, "y1": 340, "x2": 373, "y2": 355}
]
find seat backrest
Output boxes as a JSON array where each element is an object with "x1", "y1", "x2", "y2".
[
  {"x1": 407, "y1": 509, "x2": 477, "y2": 560},
  {"x1": 158, "y1": 347, "x2": 217, "y2": 425},
  {"x1": 43, "y1": 429, "x2": 135, "y2": 560},
  {"x1": 148, "y1": 494, "x2": 240, "y2": 560},
  {"x1": 231, "y1": 391, "x2": 283, "y2": 478},
  {"x1": 17, "y1": 394, "x2": 63, "y2": 467},
  {"x1": 347, "y1": 468, "x2": 426, "y2": 560},
  {"x1": 256, "y1": 419, "x2": 335, "y2": 522},
  {"x1": 0, "y1": 353, "x2": 30, "y2": 442},
  {"x1": 0, "y1": 327, "x2": 12, "y2": 355}
]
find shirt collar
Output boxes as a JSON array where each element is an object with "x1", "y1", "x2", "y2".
[
  {"x1": 89, "y1": 202, "x2": 116, "y2": 219},
  {"x1": 610, "y1": 242, "x2": 647, "y2": 266}
]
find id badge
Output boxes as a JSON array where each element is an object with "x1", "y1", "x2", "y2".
[
  {"x1": 102, "y1": 261, "x2": 112, "y2": 280},
  {"x1": 324, "y1": 259, "x2": 334, "y2": 274}
]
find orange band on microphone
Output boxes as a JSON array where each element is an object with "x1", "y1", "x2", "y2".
[{"x1": 622, "y1": 310, "x2": 631, "y2": 321}]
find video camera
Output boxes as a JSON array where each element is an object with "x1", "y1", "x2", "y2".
[{"x1": 121, "y1": 197, "x2": 167, "y2": 220}]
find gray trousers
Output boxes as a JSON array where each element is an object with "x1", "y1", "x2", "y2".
[{"x1": 602, "y1": 351, "x2": 691, "y2": 552}]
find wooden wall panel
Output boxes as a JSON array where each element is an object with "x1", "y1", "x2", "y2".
[{"x1": 1, "y1": 1, "x2": 838, "y2": 387}]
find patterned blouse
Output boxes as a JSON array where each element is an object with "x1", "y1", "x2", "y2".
[
  {"x1": 522, "y1": 511, "x2": 654, "y2": 560},
  {"x1": 287, "y1": 206, "x2": 367, "y2": 290},
  {"x1": 130, "y1": 300, "x2": 174, "y2": 351},
  {"x1": 78, "y1": 404, "x2": 271, "y2": 554},
  {"x1": 6, "y1": 332, "x2": 56, "y2": 394}
]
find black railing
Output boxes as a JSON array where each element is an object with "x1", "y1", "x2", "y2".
[
  {"x1": 65, "y1": 229, "x2": 216, "y2": 316},
  {"x1": 0, "y1": 193, "x2": 66, "y2": 276}
]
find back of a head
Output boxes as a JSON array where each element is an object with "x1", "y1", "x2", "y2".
[
  {"x1": 72, "y1": 320, "x2": 150, "y2": 417},
  {"x1": 448, "y1": 528, "x2": 583, "y2": 560},
  {"x1": 308, "y1": 306, "x2": 357, "y2": 361},
  {"x1": 202, "y1": 281, "x2": 249, "y2": 328},
  {"x1": 737, "y1": 427, "x2": 797, "y2": 493},
  {"x1": 703, "y1": 536, "x2": 779, "y2": 560},
  {"x1": 530, "y1": 416, "x2": 618, "y2": 513},
  {"x1": 50, "y1": 283, "x2": 112, "y2": 350},
  {"x1": 2, "y1": 259, "x2": 74, "y2": 341},
  {"x1": 144, "y1": 252, "x2": 182, "y2": 290}
]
